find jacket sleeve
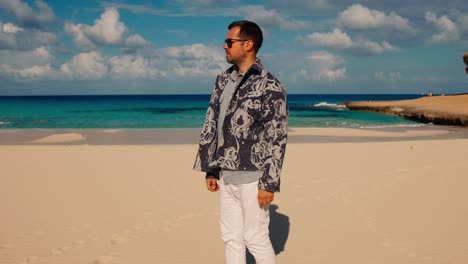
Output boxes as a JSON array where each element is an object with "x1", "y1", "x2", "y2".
[
  {"x1": 193, "y1": 78, "x2": 220, "y2": 177},
  {"x1": 258, "y1": 78, "x2": 288, "y2": 193}
]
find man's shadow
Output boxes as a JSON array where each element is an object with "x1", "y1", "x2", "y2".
[{"x1": 247, "y1": 204, "x2": 290, "y2": 263}]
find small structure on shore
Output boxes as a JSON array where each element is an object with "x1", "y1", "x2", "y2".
[{"x1": 464, "y1": 52, "x2": 468, "y2": 74}]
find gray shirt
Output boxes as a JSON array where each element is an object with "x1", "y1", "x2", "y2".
[{"x1": 218, "y1": 69, "x2": 261, "y2": 185}]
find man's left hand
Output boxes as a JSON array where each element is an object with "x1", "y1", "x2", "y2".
[{"x1": 258, "y1": 189, "x2": 274, "y2": 206}]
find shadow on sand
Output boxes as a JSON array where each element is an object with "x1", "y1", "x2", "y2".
[{"x1": 247, "y1": 204, "x2": 290, "y2": 263}]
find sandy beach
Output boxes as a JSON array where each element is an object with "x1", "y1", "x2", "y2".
[
  {"x1": 1, "y1": 127, "x2": 468, "y2": 264},
  {"x1": 343, "y1": 94, "x2": 468, "y2": 127}
]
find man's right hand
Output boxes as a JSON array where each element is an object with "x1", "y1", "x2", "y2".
[{"x1": 206, "y1": 178, "x2": 219, "y2": 192}]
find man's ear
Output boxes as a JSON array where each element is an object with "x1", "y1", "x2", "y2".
[{"x1": 245, "y1": 40, "x2": 255, "y2": 52}]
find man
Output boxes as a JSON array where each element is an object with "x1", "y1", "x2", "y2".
[{"x1": 194, "y1": 20, "x2": 287, "y2": 264}]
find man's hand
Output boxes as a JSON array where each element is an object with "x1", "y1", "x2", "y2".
[
  {"x1": 258, "y1": 189, "x2": 274, "y2": 206},
  {"x1": 206, "y1": 177, "x2": 219, "y2": 192}
]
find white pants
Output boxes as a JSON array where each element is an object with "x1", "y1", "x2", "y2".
[{"x1": 219, "y1": 178, "x2": 276, "y2": 264}]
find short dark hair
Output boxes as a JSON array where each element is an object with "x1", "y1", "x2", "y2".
[{"x1": 228, "y1": 20, "x2": 263, "y2": 53}]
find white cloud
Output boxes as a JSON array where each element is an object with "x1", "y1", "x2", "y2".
[
  {"x1": 162, "y1": 43, "x2": 226, "y2": 77},
  {"x1": 374, "y1": 71, "x2": 402, "y2": 82},
  {"x1": 299, "y1": 51, "x2": 346, "y2": 81},
  {"x1": 0, "y1": 45, "x2": 54, "y2": 79},
  {"x1": 0, "y1": 23, "x2": 56, "y2": 51},
  {"x1": 2, "y1": 22, "x2": 23, "y2": 33},
  {"x1": 0, "y1": 63, "x2": 52, "y2": 78},
  {"x1": 60, "y1": 52, "x2": 108, "y2": 80},
  {"x1": 337, "y1": 4, "x2": 412, "y2": 31},
  {"x1": 64, "y1": 22, "x2": 95, "y2": 50},
  {"x1": 85, "y1": 7, "x2": 128, "y2": 45},
  {"x1": 0, "y1": 45, "x2": 52, "y2": 71},
  {"x1": 109, "y1": 55, "x2": 160, "y2": 79},
  {"x1": 32, "y1": 46, "x2": 50, "y2": 59},
  {"x1": 101, "y1": 2, "x2": 168, "y2": 16},
  {"x1": 0, "y1": 0, "x2": 56, "y2": 28},
  {"x1": 300, "y1": 28, "x2": 397, "y2": 56},
  {"x1": 125, "y1": 34, "x2": 150, "y2": 48},
  {"x1": 301, "y1": 28, "x2": 353, "y2": 48},
  {"x1": 238, "y1": 5, "x2": 305, "y2": 31},
  {"x1": 425, "y1": 11, "x2": 459, "y2": 43},
  {"x1": 64, "y1": 7, "x2": 150, "y2": 50},
  {"x1": 355, "y1": 38, "x2": 397, "y2": 55}
]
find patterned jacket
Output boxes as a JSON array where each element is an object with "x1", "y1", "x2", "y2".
[{"x1": 193, "y1": 59, "x2": 288, "y2": 193}]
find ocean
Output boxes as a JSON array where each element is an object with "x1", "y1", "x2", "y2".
[{"x1": 0, "y1": 94, "x2": 423, "y2": 129}]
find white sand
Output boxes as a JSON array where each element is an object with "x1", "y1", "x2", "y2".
[{"x1": 1, "y1": 128, "x2": 468, "y2": 264}]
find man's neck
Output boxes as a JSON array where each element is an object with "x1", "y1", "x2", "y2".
[{"x1": 236, "y1": 56, "x2": 256, "y2": 75}]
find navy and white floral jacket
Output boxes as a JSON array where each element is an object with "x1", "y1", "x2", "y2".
[{"x1": 193, "y1": 59, "x2": 288, "y2": 193}]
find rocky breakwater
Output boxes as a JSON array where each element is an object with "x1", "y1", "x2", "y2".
[{"x1": 341, "y1": 94, "x2": 468, "y2": 127}]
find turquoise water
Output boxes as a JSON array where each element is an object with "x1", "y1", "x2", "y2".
[{"x1": 0, "y1": 94, "x2": 422, "y2": 129}]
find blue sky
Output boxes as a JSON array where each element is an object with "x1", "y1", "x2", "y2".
[{"x1": 0, "y1": 0, "x2": 467, "y2": 95}]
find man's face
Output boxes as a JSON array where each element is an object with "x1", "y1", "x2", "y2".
[{"x1": 224, "y1": 26, "x2": 247, "y2": 65}]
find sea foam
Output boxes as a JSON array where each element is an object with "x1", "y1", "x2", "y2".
[{"x1": 312, "y1": 102, "x2": 348, "y2": 111}]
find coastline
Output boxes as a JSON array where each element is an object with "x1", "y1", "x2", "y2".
[
  {"x1": 1, "y1": 126, "x2": 468, "y2": 145},
  {"x1": 1, "y1": 127, "x2": 468, "y2": 263},
  {"x1": 342, "y1": 94, "x2": 468, "y2": 127}
]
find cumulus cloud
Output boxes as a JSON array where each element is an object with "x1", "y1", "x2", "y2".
[
  {"x1": 237, "y1": 5, "x2": 305, "y2": 31},
  {"x1": 0, "y1": 63, "x2": 52, "y2": 78},
  {"x1": 299, "y1": 28, "x2": 398, "y2": 56},
  {"x1": 109, "y1": 55, "x2": 161, "y2": 79},
  {"x1": 125, "y1": 34, "x2": 150, "y2": 48},
  {"x1": 0, "y1": 0, "x2": 56, "y2": 29},
  {"x1": 64, "y1": 7, "x2": 150, "y2": 50},
  {"x1": 0, "y1": 47, "x2": 53, "y2": 72},
  {"x1": 0, "y1": 21, "x2": 56, "y2": 51},
  {"x1": 60, "y1": 52, "x2": 108, "y2": 80},
  {"x1": 32, "y1": 46, "x2": 50, "y2": 59},
  {"x1": 1, "y1": 41, "x2": 226, "y2": 81},
  {"x1": 301, "y1": 28, "x2": 353, "y2": 48},
  {"x1": 54, "y1": 44, "x2": 225, "y2": 80},
  {"x1": 2, "y1": 22, "x2": 23, "y2": 33},
  {"x1": 337, "y1": 4, "x2": 413, "y2": 31},
  {"x1": 162, "y1": 43, "x2": 226, "y2": 77},
  {"x1": 299, "y1": 51, "x2": 346, "y2": 81},
  {"x1": 425, "y1": 11, "x2": 459, "y2": 43},
  {"x1": 0, "y1": 44, "x2": 55, "y2": 80}
]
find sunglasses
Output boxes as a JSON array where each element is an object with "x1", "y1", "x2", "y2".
[{"x1": 224, "y1": 38, "x2": 249, "y2": 48}]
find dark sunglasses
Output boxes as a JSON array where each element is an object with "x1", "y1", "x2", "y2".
[{"x1": 224, "y1": 38, "x2": 249, "y2": 48}]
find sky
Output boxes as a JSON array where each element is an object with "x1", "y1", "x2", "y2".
[{"x1": 0, "y1": 0, "x2": 467, "y2": 95}]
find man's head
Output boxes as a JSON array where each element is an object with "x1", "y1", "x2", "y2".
[
  {"x1": 224, "y1": 20, "x2": 263, "y2": 67},
  {"x1": 228, "y1": 20, "x2": 263, "y2": 53}
]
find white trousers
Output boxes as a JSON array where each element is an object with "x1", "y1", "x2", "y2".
[{"x1": 219, "y1": 178, "x2": 276, "y2": 264}]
